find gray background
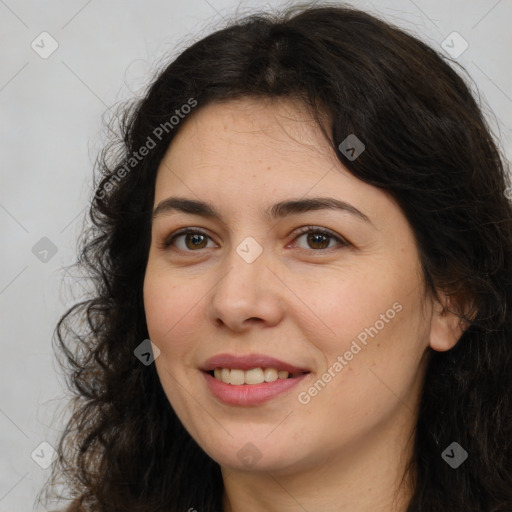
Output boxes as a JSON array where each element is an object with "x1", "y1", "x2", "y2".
[{"x1": 1, "y1": 0, "x2": 511, "y2": 510}]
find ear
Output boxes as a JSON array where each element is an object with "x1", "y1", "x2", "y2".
[{"x1": 428, "y1": 291, "x2": 472, "y2": 352}]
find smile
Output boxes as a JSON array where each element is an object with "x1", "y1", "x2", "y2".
[
  {"x1": 210, "y1": 367, "x2": 305, "y2": 385},
  {"x1": 200, "y1": 353, "x2": 311, "y2": 406},
  {"x1": 202, "y1": 371, "x2": 309, "y2": 406}
]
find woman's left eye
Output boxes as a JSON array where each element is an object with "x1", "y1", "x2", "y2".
[
  {"x1": 160, "y1": 226, "x2": 348, "y2": 252},
  {"x1": 291, "y1": 227, "x2": 348, "y2": 251}
]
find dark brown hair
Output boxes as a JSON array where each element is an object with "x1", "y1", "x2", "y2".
[{"x1": 39, "y1": 3, "x2": 512, "y2": 511}]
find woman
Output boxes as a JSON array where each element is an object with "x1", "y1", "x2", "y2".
[{"x1": 40, "y1": 3, "x2": 512, "y2": 511}]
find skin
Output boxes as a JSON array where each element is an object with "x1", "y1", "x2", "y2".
[{"x1": 143, "y1": 97, "x2": 464, "y2": 512}]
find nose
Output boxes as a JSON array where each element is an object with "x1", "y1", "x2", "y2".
[{"x1": 207, "y1": 242, "x2": 285, "y2": 331}]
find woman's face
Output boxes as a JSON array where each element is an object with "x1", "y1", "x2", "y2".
[{"x1": 143, "y1": 97, "x2": 441, "y2": 476}]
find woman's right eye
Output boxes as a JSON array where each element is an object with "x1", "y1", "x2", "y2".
[{"x1": 160, "y1": 229, "x2": 216, "y2": 251}]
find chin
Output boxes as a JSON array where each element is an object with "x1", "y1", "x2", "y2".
[{"x1": 199, "y1": 434, "x2": 304, "y2": 474}]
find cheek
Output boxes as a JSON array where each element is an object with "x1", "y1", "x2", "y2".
[
  {"x1": 291, "y1": 268, "x2": 400, "y2": 352},
  {"x1": 143, "y1": 272, "x2": 169, "y2": 340},
  {"x1": 301, "y1": 265, "x2": 426, "y2": 372},
  {"x1": 143, "y1": 268, "x2": 197, "y2": 349}
]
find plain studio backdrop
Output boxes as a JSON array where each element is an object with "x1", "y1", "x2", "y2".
[{"x1": 0, "y1": 0, "x2": 511, "y2": 510}]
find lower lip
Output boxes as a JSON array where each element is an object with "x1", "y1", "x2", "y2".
[{"x1": 202, "y1": 371, "x2": 309, "y2": 406}]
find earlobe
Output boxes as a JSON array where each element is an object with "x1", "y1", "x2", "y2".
[{"x1": 428, "y1": 294, "x2": 471, "y2": 352}]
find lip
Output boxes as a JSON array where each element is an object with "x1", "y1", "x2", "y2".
[
  {"x1": 201, "y1": 353, "x2": 310, "y2": 373},
  {"x1": 202, "y1": 371, "x2": 310, "y2": 406},
  {"x1": 200, "y1": 353, "x2": 311, "y2": 406}
]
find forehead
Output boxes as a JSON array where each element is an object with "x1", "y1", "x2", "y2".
[
  {"x1": 151, "y1": 97, "x2": 400, "y2": 235},
  {"x1": 168, "y1": 97, "x2": 333, "y2": 157},
  {"x1": 155, "y1": 97, "x2": 344, "y2": 190}
]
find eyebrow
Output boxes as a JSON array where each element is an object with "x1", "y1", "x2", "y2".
[{"x1": 153, "y1": 196, "x2": 372, "y2": 225}]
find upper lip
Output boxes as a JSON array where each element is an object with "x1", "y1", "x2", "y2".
[{"x1": 201, "y1": 353, "x2": 310, "y2": 373}]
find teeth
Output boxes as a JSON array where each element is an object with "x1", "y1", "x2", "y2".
[
  {"x1": 264, "y1": 368, "x2": 278, "y2": 382},
  {"x1": 211, "y1": 367, "x2": 292, "y2": 385},
  {"x1": 230, "y1": 369, "x2": 245, "y2": 385},
  {"x1": 245, "y1": 368, "x2": 264, "y2": 384},
  {"x1": 221, "y1": 368, "x2": 230, "y2": 384}
]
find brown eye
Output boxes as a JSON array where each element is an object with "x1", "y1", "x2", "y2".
[
  {"x1": 292, "y1": 227, "x2": 349, "y2": 251},
  {"x1": 183, "y1": 233, "x2": 209, "y2": 250},
  {"x1": 161, "y1": 229, "x2": 215, "y2": 251},
  {"x1": 306, "y1": 232, "x2": 330, "y2": 250}
]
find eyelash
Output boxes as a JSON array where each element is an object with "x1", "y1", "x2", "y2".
[{"x1": 159, "y1": 226, "x2": 349, "y2": 253}]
